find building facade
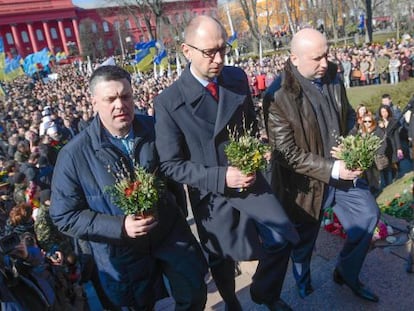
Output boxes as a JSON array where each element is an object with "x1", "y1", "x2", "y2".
[{"x1": 0, "y1": 0, "x2": 217, "y2": 59}]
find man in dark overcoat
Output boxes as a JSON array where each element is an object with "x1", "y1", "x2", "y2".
[{"x1": 154, "y1": 15, "x2": 299, "y2": 311}]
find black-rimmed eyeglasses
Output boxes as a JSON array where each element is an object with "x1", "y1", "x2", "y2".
[{"x1": 185, "y1": 43, "x2": 232, "y2": 58}]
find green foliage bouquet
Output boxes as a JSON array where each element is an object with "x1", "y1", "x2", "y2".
[
  {"x1": 225, "y1": 123, "x2": 271, "y2": 175},
  {"x1": 336, "y1": 133, "x2": 382, "y2": 170},
  {"x1": 106, "y1": 162, "x2": 163, "y2": 217}
]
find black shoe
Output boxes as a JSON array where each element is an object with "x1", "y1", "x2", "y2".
[
  {"x1": 224, "y1": 298, "x2": 242, "y2": 311},
  {"x1": 297, "y1": 284, "x2": 314, "y2": 299},
  {"x1": 333, "y1": 269, "x2": 379, "y2": 302},
  {"x1": 263, "y1": 299, "x2": 293, "y2": 311}
]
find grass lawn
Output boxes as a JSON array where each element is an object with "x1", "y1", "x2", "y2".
[
  {"x1": 376, "y1": 171, "x2": 413, "y2": 207},
  {"x1": 345, "y1": 84, "x2": 395, "y2": 108}
]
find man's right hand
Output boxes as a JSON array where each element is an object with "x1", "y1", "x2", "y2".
[
  {"x1": 124, "y1": 215, "x2": 158, "y2": 238},
  {"x1": 338, "y1": 160, "x2": 362, "y2": 180},
  {"x1": 226, "y1": 166, "x2": 256, "y2": 189}
]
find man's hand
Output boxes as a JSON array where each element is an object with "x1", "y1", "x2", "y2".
[
  {"x1": 124, "y1": 215, "x2": 158, "y2": 238},
  {"x1": 226, "y1": 166, "x2": 256, "y2": 189},
  {"x1": 330, "y1": 146, "x2": 342, "y2": 160},
  {"x1": 338, "y1": 160, "x2": 362, "y2": 180},
  {"x1": 48, "y1": 251, "x2": 64, "y2": 266}
]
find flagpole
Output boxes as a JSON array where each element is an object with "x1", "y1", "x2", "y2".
[
  {"x1": 226, "y1": 3, "x2": 239, "y2": 59},
  {"x1": 259, "y1": 39, "x2": 263, "y2": 67},
  {"x1": 116, "y1": 23, "x2": 125, "y2": 61},
  {"x1": 176, "y1": 53, "x2": 182, "y2": 76}
]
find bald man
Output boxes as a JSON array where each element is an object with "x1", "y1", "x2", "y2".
[
  {"x1": 265, "y1": 28, "x2": 380, "y2": 302},
  {"x1": 155, "y1": 15, "x2": 299, "y2": 311}
]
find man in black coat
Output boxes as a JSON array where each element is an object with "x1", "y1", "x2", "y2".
[{"x1": 154, "y1": 15, "x2": 299, "y2": 311}]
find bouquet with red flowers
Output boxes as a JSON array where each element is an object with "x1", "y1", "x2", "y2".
[{"x1": 106, "y1": 162, "x2": 163, "y2": 217}]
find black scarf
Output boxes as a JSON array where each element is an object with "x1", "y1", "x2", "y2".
[{"x1": 290, "y1": 62, "x2": 341, "y2": 158}]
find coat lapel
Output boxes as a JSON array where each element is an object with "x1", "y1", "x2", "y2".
[{"x1": 214, "y1": 84, "x2": 245, "y2": 136}]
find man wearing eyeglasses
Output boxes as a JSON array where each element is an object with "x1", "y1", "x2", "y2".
[{"x1": 154, "y1": 15, "x2": 299, "y2": 311}]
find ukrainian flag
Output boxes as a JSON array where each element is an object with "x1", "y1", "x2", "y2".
[
  {"x1": 134, "y1": 40, "x2": 156, "y2": 72},
  {"x1": 4, "y1": 55, "x2": 24, "y2": 81},
  {"x1": 228, "y1": 32, "x2": 238, "y2": 50},
  {"x1": 0, "y1": 37, "x2": 6, "y2": 81},
  {"x1": 0, "y1": 83, "x2": 5, "y2": 97},
  {"x1": 154, "y1": 49, "x2": 168, "y2": 67},
  {"x1": 135, "y1": 40, "x2": 156, "y2": 52}
]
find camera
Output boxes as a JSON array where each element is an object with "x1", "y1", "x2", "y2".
[{"x1": 0, "y1": 233, "x2": 21, "y2": 254}]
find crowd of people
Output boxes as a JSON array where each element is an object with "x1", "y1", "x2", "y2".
[{"x1": 0, "y1": 15, "x2": 413, "y2": 310}]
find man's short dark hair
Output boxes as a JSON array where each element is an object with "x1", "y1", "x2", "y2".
[
  {"x1": 382, "y1": 93, "x2": 391, "y2": 99},
  {"x1": 89, "y1": 65, "x2": 131, "y2": 95}
]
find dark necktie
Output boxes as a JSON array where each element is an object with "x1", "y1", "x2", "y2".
[
  {"x1": 206, "y1": 82, "x2": 218, "y2": 101},
  {"x1": 312, "y1": 78, "x2": 324, "y2": 93}
]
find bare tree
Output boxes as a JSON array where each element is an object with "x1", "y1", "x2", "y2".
[
  {"x1": 79, "y1": 18, "x2": 107, "y2": 59},
  {"x1": 105, "y1": 0, "x2": 162, "y2": 40},
  {"x1": 238, "y1": 0, "x2": 261, "y2": 53}
]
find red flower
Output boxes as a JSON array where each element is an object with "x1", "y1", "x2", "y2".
[
  {"x1": 132, "y1": 180, "x2": 141, "y2": 191},
  {"x1": 124, "y1": 184, "x2": 134, "y2": 197}
]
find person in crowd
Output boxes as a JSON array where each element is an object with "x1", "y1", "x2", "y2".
[
  {"x1": 389, "y1": 53, "x2": 401, "y2": 85},
  {"x1": 355, "y1": 104, "x2": 368, "y2": 129},
  {"x1": 399, "y1": 49, "x2": 412, "y2": 82},
  {"x1": 11, "y1": 172, "x2": 28, "y2": 205},
  {"x1": 154, "y1": 15, "x2": 299, "y2": 311},
  {"x1": 376, "y1": 50, "x2": 390, "y2": 84},
  {"x1": 351, "y1": 111, "x2": 387, "y2": 195},
  {"x1": 60, "y1": 116, "x2": 77, "y2": 141},
  {"x1": 378, "y1": 104, "x2": 403, "y2": 184},
  {"x1": 340, "y1": 54, "x2": 351, "y2": 89},
  {"x1": 266, "y1": 28, "x2": 380, "y2": 303},
  {"x1": 3, "y1": 203, "x2": 35, "y2": 236},
  {"x1": 77, "y1": 111, "x2": 92, "y2": 133},
  {"x1": 408, "y1": 106, "x2": 414, "y2": 168},
  {"x1": 380, "y1": 93, "x2": 402, "y2": 123},
  {"x1": 50, "y1": 65, "x2": 207, "y2": 310},
  {"x1": 359, "y1": 55, "x2": 370, "y2": 86}
]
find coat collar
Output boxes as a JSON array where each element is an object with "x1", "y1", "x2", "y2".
[
  {"x1": 177, "y1": 64, "x2": 246, "y2": 136},
  {"x1": 88, "y1": 114, "x2": 153, "y2": 152}
]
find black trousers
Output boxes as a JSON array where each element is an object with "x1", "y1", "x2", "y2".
[{"x1": 209, "y1": 240, "x2": 292, "y2": 307}]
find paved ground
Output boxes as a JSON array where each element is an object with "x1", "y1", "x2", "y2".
[
  {"x1": 85, "y1": 168, "x2": 414, "y2": 311},
  {"x1": 152, "y1": 213, "x2": 414, "y2": 311}
]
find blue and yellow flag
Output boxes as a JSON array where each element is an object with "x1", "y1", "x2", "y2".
[
  {"x1": 23, "y1": 48, "x2": 51, "y2": 76},
  {"x1": 0, "y1": 83, "x2": 6, "y2": 97},
  {"x1": 228, "y1": 32, "x2": 238, "y2": 50},
  {"x1": 135, "y1": 40, "x2": 156, "y2": 52},
  {"x1": 0, "y1": 37, "x2": 6, "y2": 81},
  {"x1": 154, "y1": 49, "x2": 168, "y2": 67},
  {"x1": 4, "y1": 55, "x2": 24, "y2": 81},
  {"x1": 134, "y1": 40, "x2": 156, "y2": 71}
]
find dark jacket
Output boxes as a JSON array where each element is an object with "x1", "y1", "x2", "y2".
[
  {"x1": 154, "y1": 65, "x2": 299, "y2": 261},
  {"x1": 50, "y1": 114, "x2": 202, "y2": 306},
  {"x1": 267, "y1": 60, "x2": 355, "y2": 221}
]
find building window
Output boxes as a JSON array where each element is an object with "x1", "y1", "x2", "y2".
[
  {"x1": 135, "y1": 17, "x2": 140, "y2": 27},
  {"x1": 125, "y1": 19, "x2": 131, "y2": 29},
  {"x1": 107, "y1": 39, "x2": 113, "y2": 49},
  {"x1": 5, "y1": 33, "x2": 14, "y2": 45},
  {"x1": 50, "y1": 28, "x2": 58, "y2": 39},
  {"x1": 65, "y1": 27, "x2": 72, "y2": 37},
  {"x1": 36, "y1": 29, "x2": 44, "y2": 41},
  {"x1": 21, "y1": 31, "x2": 29, "y2": 43},
  {"x1": 103, "y1": 21, "x2": 110, "y2": 32},
  {"x1": 91, "y1": 23, "x2": 97, "y2": 33}
]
